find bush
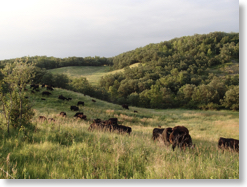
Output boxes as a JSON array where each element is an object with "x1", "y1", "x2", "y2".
[{"x1": 9, "y1": 91, "x2": 35, "y2": 129}]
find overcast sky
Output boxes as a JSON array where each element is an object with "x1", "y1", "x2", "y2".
[{"x1": 0, "y1": 0, "x2": 239, "y2": 60}]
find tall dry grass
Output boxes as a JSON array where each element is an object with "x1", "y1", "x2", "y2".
[{"x1": 0, "y1": 86, "x2": 239, "y2": 179}]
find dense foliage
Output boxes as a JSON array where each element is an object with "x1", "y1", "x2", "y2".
[{"x1": 99, "y1": 32, "x2": 239, "y2": 110}]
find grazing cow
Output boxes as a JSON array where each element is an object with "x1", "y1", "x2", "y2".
[
  {"x1": 112, "y1": 124, "x2": 132, "y2": 135},
  {"x1": 42, "y1": 91, "x2": 51, "y2": 96},
  {"x1": 108, "y1": 118, "x2": 118, "y2": 125},
  {"x1": 67, "y1": 97, "x2": 72, "y2": 101},
  {"x1": 24, "y1": 96, "x2": 29, "y2": 99},
  {"x1": 77, "y1": 101, "x2": 84, "y2": 106},
  {"x1": 218, "y1": 137, "x2": 239, "y2": 152},
  {"x1": 70, "y1": 106, "x2": 79, "y2": 111},
  {"x1": 74, "y1": 112, "x2": 84, "y2": 117},
  {"x1": 168, "y1": 126, "x2": 193, "y2": 151},
  {"x1": 46, "y1": 86, "x2": 54, "y2": 91},
  {"x1": 152, "y1": 128, "x2": 165, "y2": 140},
  {"x1": 134, "y1": 110, "x2": 138, "y2": 113},
  {"x1": 59, "y1": 112, "x2": 66, "y2": 117},
  {"x1": 58, "y1": 95, "x2": 67, "y2": 100},
  {"x1": 41, "y1": 98, "x2": 46, "y2": 100},
  {"x1": 48, "y1": 118, "x2": 56, "y2": 122},
  {"x1": 76, "y1": 114, "x2": 87, "y2": 120},
  {"x1": 38, "y1": 116, "x2": 47, "y2": 121},
  {"x1": 92, "y1": 99, "x2": 96, "y2": 102},
  {"x1": 122, "y1": 104, "x2": 129, "y2": 110},
  {"x1": 93, "y1": 118, "x2": 102, "y2": 123},
  {"x1": 161, "y1": 127, "x2": 173, "y2": 145},
  {"x1": 30, "y1": 84, "x2": 39, "y2": 89},
  {"x1": 88, "y1": 118, "x2": 131, "y2": 134}
]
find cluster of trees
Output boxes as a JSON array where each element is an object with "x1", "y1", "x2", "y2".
[
  {"x1": 0, "y1": 56, "x2": 113, "y2": 70},
  {"x1": 99, "y1": 32, "x2": 239, "y2": 110},
  {"x1": 112, "y1": 32, "x2": 239, "y2": 70}
]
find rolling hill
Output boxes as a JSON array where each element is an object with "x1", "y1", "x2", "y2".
[{"x1": 48, "y1": 63, "x2": 140, "y2": 85}]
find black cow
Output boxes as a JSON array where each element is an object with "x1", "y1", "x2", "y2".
[
  {"x1": 59, "y1": 112, "x2": 66, "y2": 117},
  {"x1": 134, "y1": 110, "x2": 138, "y2": 113},
  {"x1": 42, "y1": 91, "x2": 51, "y2": 96},
  {"x1": 74, "y1": 112, "x2": 84, "y2": 117},
  {"x1": 112, "y1": 124, "x2": 132, "y2": 135},
  {"x1": 76, "y1": 114, "x2": 87, "y2": 120},
  {"x1": 30, "y1": 84, "x2": 39, "y2": 89},
  {"x1": 122, "y1": 104, "x2": 129, "y2": 110},
  {"x1": 70, "y1": 106, "x2": 79, "y2": 111},
  {"x1": 58, "y1": 95, "x2": 67, "y2": 100},
  {"x1": 218, "y1": 137, "x2": 239, "y2": 152},
  {"x1": 46, "y1": 86, "x2": 54, "y2": 91},
  {"x1": 77, "y1": 101, "x2": 84, "y2": 106},
  {"x1": 38, "y1": 116, "x2": 47, "y2": 121},
  {"x1": 161, "y1": 127, "x2": 173, "y2": 145},
  {"x1": 92, "y1": 99, "x2": 96, "y2": 102},
  {"x1": 152, "y1": 128, "x2": 165, "y2": 140},
  {"x1": 108, "y1": 118, "x2": 118, "y2": 125},
  {"x1": 67, "y1": 97, "x2": 72, "y2": 101},
  {"x1": 168, "y1": 126, "x2": 193, "y2": 151},
  {"x1": 48, "y1": 118, "x2": 56, "y2": 122},
  {"x1": 93, "y1": 118, "x2": 102, "y2": 123},
  {"x1": 88, "y1": 117, "x2": 131, "y2": 135}
]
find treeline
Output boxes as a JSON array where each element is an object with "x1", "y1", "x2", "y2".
[
  {"x1": 0, "y1": 56, "x2": 113, "y2": 69},
  {"x1": 99, "y1": 32, "x2": 239, "y2": 110}
]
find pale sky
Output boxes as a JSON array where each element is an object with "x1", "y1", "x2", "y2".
[{"x1": 0, "y1": 0, "x2": 239, "y2": 60}]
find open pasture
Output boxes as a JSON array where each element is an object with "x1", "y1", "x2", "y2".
[
  {"x1": 48, "y1": 63, "x2": 141, "y2": 85},
  {"x1": 0, "y1": 86, "x2": 239, "y2": 179}
]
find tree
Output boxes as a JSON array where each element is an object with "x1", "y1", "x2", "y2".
[
  {"x1": 0, "y1": 58, "x2": 35, "y2": 133},
  {"x1": 221, "y1": 86, "x2": 239, "y2": 111}
]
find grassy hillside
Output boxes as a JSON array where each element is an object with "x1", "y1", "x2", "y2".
[
  {"x1": 48, "y1": 63, "x2": 140, "y2": 85},
  {"x1": 0, "y1": 86, "x2": 239, "y2": 179}
]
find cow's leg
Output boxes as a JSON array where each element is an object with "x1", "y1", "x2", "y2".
[{"x1": 172, "y1": 143, "x2": 176, "y2": 151}]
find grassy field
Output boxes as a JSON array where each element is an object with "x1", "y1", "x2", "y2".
[
  {"x1": 48, "y1": 63, "x2": 141, "y2": 85},
  {"x1": 0, "y1": 86, "x2": 239, "y2": 179}
]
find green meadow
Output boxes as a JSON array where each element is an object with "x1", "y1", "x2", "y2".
[
  {"x1": 48, "y1": 63, "x2": 140, "y2": 85},
  {"x1": 0, "y1": 85, "x2": 239, "y2": 179}
]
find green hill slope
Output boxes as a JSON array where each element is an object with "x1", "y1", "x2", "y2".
[{"x1": 48, "y1": 63, "x2": 140, "y2": 85}]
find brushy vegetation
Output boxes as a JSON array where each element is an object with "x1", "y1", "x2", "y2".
[{"x1": 0, "y1": 86, "x2": 239, "y2": 179}]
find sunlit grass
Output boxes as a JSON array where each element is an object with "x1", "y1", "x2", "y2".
[
  {"x1": 0, "y1": 86, "x2": 239, "y2": 179},
  {"x1": 48, "y1": 63, "x2": 141, "y2": 85}
]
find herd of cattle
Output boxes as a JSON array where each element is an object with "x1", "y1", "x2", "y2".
[{"x1": 30, "y1": 83, "x2": 239, "y2": 153}]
